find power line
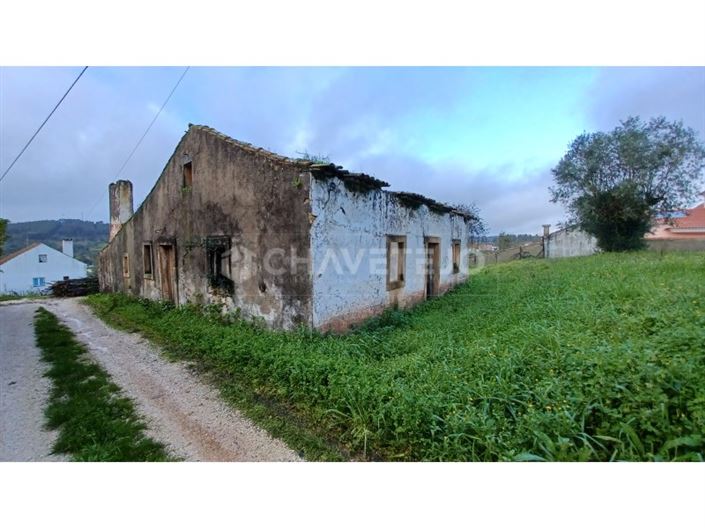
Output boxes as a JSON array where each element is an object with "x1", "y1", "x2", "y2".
[
  {"x1": 0, "y1": 66, "x2": 88, "y2": 184},
  {"x1": 110, "y1": 66, "x2": 190, "y2": 183},
  {"x1": 84, "y1": 66, "x2": 190, "y2": 218}
]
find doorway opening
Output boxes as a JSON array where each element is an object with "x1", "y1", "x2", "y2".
[
  {"x1": 158, "y1": 243, "x2": 177, "y2": 303},
  {"x1": 424, "y1": 237, "x2": 440, "y2": 299}
]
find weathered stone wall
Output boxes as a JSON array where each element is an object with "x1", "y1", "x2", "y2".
[
  {"x1": 545, "y1": 228, "x2": 598, "y2": 259},
  {"x1": 98, "y1": 126, "x2": 313, "y2": 330},
  {"x1": 309, "y1": 176, "x2": 471, "y2": 332}
]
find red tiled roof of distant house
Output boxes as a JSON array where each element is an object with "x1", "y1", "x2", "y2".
[
  {"x1": 674, "y1": 204, "x2": 705, "y2": 229},
  {"x1": 647, "y1": 202, "x2": 705, "y2": 239}
]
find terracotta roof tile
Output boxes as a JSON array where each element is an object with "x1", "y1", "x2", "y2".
[{"x1": 675, "y1": 204, "x2": 705, "y2": 228}]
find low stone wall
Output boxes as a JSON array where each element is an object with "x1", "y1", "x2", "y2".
[
  {"x1": 646, "y1": 239, "x2": 705, "y2": 252},
  {"x1": 545, "y1": 228, "x2": 598, "y2": 259}
]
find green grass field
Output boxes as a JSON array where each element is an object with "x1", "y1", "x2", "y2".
[
  {"x1": 86, "y1": 252, "x2": 705, "y2": 461},
  {"x1": 34, "y1": 308, "x2": 172, "y2": 461}
]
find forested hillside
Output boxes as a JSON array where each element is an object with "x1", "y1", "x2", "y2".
[{"x1": 2, "y1": 219, "x2": 109, "y2": 265}]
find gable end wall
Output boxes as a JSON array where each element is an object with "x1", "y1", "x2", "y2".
[{"x1": 98, "y1": 127, "x2": 313, "y2": 330}]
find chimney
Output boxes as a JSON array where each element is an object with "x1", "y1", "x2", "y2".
[
  {"x1": 109, "y1": 180, "x2": 134, "y2": 242},
  {"x1": 62, "y1": 239, "x2": 74, "y2": 258},
  {"x1": 542, "y1": 224, "x2": 551, "y2": 237}
]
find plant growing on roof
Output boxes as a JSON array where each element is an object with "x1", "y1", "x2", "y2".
[
  {"x1": 451, "y1": 202, "x2": 487, "y2": 242},
  {"x1": 296, "y1": 151, "x2": 330, "y2": 164}
]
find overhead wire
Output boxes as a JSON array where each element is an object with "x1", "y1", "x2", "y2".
[
  {"x1": 0, "y1": 66, "x2": 89, "y2": 184},
  {"x1": 84, "y1": 66, "x2": 190, "y2": 218}
]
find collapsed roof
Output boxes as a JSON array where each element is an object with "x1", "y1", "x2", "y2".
[{"x1": 191, "y1": 124, "x2": 477, "y2": 220}]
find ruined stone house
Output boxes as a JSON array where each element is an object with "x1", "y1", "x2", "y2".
[{"x1": 98, "y1": 125, "x2": 475, "y2": 332}]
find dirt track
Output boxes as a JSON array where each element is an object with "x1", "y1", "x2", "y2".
[
  {"x1": 1, "y1": 298, "x2": 300, "y2": 462},
  {"x1": 0, "y1": 303, "x2": 64, "y2": 461}
]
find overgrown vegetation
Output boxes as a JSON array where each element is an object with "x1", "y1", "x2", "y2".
[
  {"x1": 0, "y1": 293, "x2": 43, "y2": 302},
  {"x1": 551, "y1": 116, "x2": 705, "y2": 252},
  {"x1": 34, "y1": 307, "x2": 172, "y2": 461},
  {"x1": 86, "y1": 252, "x2": 705, "y2": 461},
  {"x1": 0, "y1": 217, "x2": 8, "y2": 256},
  {"x1": 450, "y1": 202, "x2": 486, "y2": 243}
]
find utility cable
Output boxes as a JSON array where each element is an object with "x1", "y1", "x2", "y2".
[
  {"x1": 84, "y1": 66, "x2": 190, "y2": 217},
  {"x1": 0, "y1": 66, "x2": 88, "y2": 184}
]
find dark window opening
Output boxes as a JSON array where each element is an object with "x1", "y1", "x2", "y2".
[
  {"x1": 38, "y1": 254, "x2": 47, "y2": 263},
  {"x1": 143, "y1": 243, "x2": 154, "y2": 277},
  {"x1": 183, "y1": 161, "x2": 193, "y2": 188},
  {"x1": 206, "y1": 236, "x2": 234, "y2": 294},
  {"x1": 386, "y1": 235, "x2": 406, "y2": 290},
  {"x1": 452, "y1": 239, "x2": 461, "y2": 274},
  {"x1": 122, "y1": 253, "x2": 130, "y2": 278}
]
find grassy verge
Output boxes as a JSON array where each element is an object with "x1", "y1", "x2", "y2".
[
  {"x1": 0, "y1": 293, "x2": 43, "y2": 302},
  {"x1": 86, "y1": 252, "x2": 705, "y2": 461},
  {"x1": 34, "y1": 307, "x2": 173, "y2": 461}
]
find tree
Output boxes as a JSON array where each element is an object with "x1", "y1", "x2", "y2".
[
  {"x1": 550, "y1": 116, "x2": 705, "y2": 251},
  {"x1": 451, "y1": 202, "x2": 487, "y2": 244},
  {"x1": 497, "y1": 232, "x2": 513, "y2": 251},
  {"x1": 0, "y1": 218, "x2": 8, "y2": 256}
]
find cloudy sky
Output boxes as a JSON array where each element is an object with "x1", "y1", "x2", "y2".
[{"x1": 1, "y1": 67, "x2": 704, "y2": 234}]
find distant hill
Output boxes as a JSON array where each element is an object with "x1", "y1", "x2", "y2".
[{"x1": 2, "y1": 219, "x2": 109, "y2": 266}]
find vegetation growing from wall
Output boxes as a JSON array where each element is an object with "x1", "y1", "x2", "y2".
[
  {"x1": 86, "y1": 252, "x2": 705, "y2": 461},
  {"x1": 34, "y1": 307, "x2": 172, "y2": 461},
  {"x1": 451, "y1": 202, "x2": 486, "y2": 241}
]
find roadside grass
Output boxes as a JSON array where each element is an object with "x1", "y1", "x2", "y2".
[
  {"x1": 34, "y1": 307, "x2": 173, "y2": 461},
  {"x1": 86, "y1": 251, "x2": 705, "y2": 461},
  {"x1": 0, "y1": 293, "x2": 43, "y2": 302}
]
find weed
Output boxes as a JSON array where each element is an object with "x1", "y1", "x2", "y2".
[
  {"x1": 34, "y1": 308, "x2": 173, "y2": 461},
  {"x1": 85, "y1": 252, "x2": 705, "y2": 461}
]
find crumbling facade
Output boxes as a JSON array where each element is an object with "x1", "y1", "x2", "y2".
[{"x1": 98, "y1": 125, "x2": 475, "y2": 331}]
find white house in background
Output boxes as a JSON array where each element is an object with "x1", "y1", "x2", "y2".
[{"x1": 0, "y1": 240, "x2": 88, "y2": 294}]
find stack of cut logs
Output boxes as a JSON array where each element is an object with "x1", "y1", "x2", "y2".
[{"x1": 50, "y1": 277, "x2": 99, "y2": 297}]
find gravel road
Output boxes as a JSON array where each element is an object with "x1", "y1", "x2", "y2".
[
  {"x1": 42, "y1": 298, "x2": 300, "y2": 461},
  {"x1": 0, "y1": 303, "x2": 65, "y2": 461}
]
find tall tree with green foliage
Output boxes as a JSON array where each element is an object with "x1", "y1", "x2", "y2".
[
  {"x1": 550, "y1": 116, "x2": 705, "y2": 251},
  {"x1": 0, "y1": 218, "x2": 8, "y2": 256},
  {"x1": 497, "y1": 232, "x2": 513, "y2": 250}
]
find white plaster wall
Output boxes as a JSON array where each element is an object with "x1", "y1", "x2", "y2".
[
  {"x1": 0, "y1": 243, "x2": 88, "y2": 294},
  {"x1": 310, "y1": 177, "x2": 470, "y2": 329},
  {"x1": 545, "y1": 228, "x2": 598, "y2": 259}
]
